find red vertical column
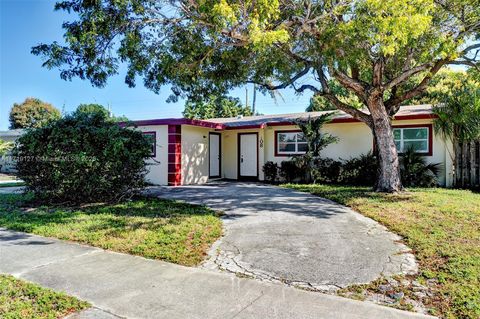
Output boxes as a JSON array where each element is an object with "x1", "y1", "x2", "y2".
[{"x1": 168, "y1": 125, "x2": 182, "y2": 186}]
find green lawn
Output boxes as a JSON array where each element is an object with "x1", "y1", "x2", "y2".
[
  {"x1": 284, "y1": 184, "x2": 480, "y2": 319},
  {"x1": 0, "y1": 194, "x2": 222, "y2": 266},
  {"x1": 0, "y1": 182, "x2": 25, "y2": 188},
  {"x1": 0, "y1": 274, "x2": 89, "y2": 319}
]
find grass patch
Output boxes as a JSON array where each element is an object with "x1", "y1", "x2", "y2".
[
  {"x1": 0, "y1": 274, "x2": 89, "y2": 318},
  {"x1": 0, "y1": 194, "x2": 222, "y2": 267},
  {"x1": 0, "y1": 182, "x2": 25, "y2": 188},
  {"x1": 284, "y1": 184, "x2": 480, "y2": 319}
]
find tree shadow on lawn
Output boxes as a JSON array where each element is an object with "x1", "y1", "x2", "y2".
[
  {"x1": 0, "y1": 193, "x2": 219, "y2": 235},
  {"x1": 0, "y1": 193, "x2": 223, "y2": 266}
]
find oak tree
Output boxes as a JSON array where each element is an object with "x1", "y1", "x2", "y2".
[
  {"x1": 9, "y1": 98, "x2": 61, "y2": 129},
  {"x1": 32, "y1": 0, "x2": 480, "y2": 192},
  {"x1": 183, "y1": 95, "x2": 252, "y2": 119}
]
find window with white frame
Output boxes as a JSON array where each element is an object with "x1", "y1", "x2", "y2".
[
  {"x1": 276, "y1": 131, "x2": 307, "y2": 155},
  {"x1": 393, "y1": 126, "x2": 430, "y2": 154}
]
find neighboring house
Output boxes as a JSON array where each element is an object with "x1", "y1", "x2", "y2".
[
  {"x1": 0, "y1": 129, "x2": 24, "y2": 143},
  {"x1": 127, "y1": 104, "x2": 454, "y2": 187},
  {"x1": 0, "y1": 129, "x2": 23, "y2": 173}
]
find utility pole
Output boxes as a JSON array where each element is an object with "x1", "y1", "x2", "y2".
[
  {"x1": 252, "y1": 84, "x2": 257, "y2": 114},
  {"x1": 245, "y1": 87, "x2": 249, "y2": 109}
]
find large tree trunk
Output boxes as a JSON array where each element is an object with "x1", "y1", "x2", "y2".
[{"x1": 368, "y1": 98, "x2": 403, "y2": 192}]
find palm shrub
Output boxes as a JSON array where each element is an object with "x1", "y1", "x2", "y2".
[
  {"x1": 13, "y1": 112, "x2": 151, "y2": 203},
  {"x1": 400, "y1": 146, "x2": 441, "y2": 187},
  {"x1": 295, "y1": 114, "x2": 338, "y2": 183}
]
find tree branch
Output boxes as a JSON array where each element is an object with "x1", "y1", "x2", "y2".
[
  {"x1": 328, "y1": 67, "x2": 368, "y2": 101},
  {"x1": 385, "y1": 59, "x2": 447, "y2": 109},
  {"x1": 384, "y1": 62, "x2": 433, "y2": 90},
  {"x1": 249, "y1": 65, "x2": 312, "y2": 91},
  {"x1": 448, "y1": 60, "x2": 480, "y2": 71},
  {"x1": 322, "y1": 93, "x2": 372, "y2": 126}
]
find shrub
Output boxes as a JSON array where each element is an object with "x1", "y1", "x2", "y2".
[
  {"x1": 400, "y1": 146, "x2": 441, "y2": 187},
  {"x1": 279, "y1": 160, "x2": 299, "y2": 183},
  {"x1": 262, "y1": 161, "x2": 279, "y2": 183},
  {"x1": 312, "y1": 157, "x2": 342, "y2": 183},
  {"x1": 13, "y1": 112, "x2": 151, "y2": 203},
  {"x1": 339, "y1": 152, "x2": 378, "y2": 186}
]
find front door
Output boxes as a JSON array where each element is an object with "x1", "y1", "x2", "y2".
[
  {"x1": 209, "y1": 133, "x2": 221, "y2": 178},
  {"x1": 238, "y1": 133, "x2": 258, "y2": 179}
]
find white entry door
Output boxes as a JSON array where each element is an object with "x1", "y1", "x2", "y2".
[
  {"x1": 239, "y1": 133, "x2": 258, "y2": 178},
  {"x1": 209, "y1": 133, "x2": 221, "y2": 177}
]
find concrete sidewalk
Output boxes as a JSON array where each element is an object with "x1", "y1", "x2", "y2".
[{"x1": 0, "y1": 228, "x2": 434, "y2": 319}]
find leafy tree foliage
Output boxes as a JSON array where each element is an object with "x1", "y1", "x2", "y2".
[
  {"x1": 13, "y1": 112, "x2": 151, "y2": 203},
  {"x1": 0, "y1": 139, "x2": 13, "y2": 156},
  {"x1": 433, "y1": 78, "x2": 480, "y2": 144},
  {"x1": 32, "y1": 0, "x2": 480, "y2": 192},
  {"x1": 307, "y1": 81, "x2": 363, "y2": 112},
  {"x1": 9, "y1": 98, "x2": 61, "y2": 129},
  {"x1": 183, "y1": 95, "x2": 252, "y2": 119},
  {"x1": 74, "y1": 103, "x2": 129, "y2": 122}
]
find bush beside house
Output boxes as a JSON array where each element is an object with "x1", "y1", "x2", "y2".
[
  {"x1": 13, "y1": 112, "x2": 151, "y2": 203},
  {"x1": 267, "y1": 151, "x2": 440, "y2": 188}
]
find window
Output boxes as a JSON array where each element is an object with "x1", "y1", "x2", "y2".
[
  {"x1": 393, "y1": 126, "x2": 431, "y2": 154},
  {"x1": 275, "y1": 131, "x2": 307, "y2": 155},
  {"x1": 142, "y1": 132, "x2": 156, "y2": 157}
]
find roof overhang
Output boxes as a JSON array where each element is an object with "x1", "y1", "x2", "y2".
[
  {"x1": 120, "y1": 112, "x2": 437, "y2": 131},
  {"x1": 119, "y1": 118, "x2": 225, "y2": 130}
]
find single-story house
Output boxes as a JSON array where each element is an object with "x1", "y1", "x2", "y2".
[{"x1": 127, "y1": 104, "x2": 454, "y2": 187}]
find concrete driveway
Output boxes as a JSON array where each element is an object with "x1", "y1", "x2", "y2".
[{"x1": 147, "y1": 182, "x2": 416, "y2": 290}]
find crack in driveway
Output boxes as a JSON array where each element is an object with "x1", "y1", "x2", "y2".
[{"x1": 146, "y1": 182, "x2": 418, "y2": 290}]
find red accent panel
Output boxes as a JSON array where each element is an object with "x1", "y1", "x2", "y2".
[
  {"x1": 168, "y1": 134, "x2": 181, "y2": 143},
  {"x1": 168, "y1": 153, "x2": 181, "y2": 164},
  {"x1": 168, "y1": 163, "x2": 182, "y2": 172},
  {"x1": 168, "y1": 125, "x2": 182, "y2": 133},
  {"x1": 167, "y1": 124, "x2": 182, "y2": 186},
  {"x1": 168, "y1": 144, "x2": 181, "y2": 154},
  {"x1": 168, "y1": 173, "x2": 182, "y2": 186}
]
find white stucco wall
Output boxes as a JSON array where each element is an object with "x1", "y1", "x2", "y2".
[
  {"x1": 135, "y1": 125, "x2": 168, "y2": 185},
  {"x1": 181, "y1": 125, "x2": 216, "y2": 185},
  {"x1": 135, "y1": 118, "x2": 453, "y2": 187},
  {"x1": 258, "y1": 118, "x2": 451, "y2": 186}
]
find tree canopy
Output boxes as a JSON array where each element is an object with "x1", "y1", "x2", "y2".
[
  {"x1": 433, "y1": 75, "x2": 480, "y2": 144},
  {"x1": 183, "y1": 95, "x2": 252, "y2": 119},
  {"x1": 73, "y1": 103, "x2": 129, "y2": 122},
  {"x1": 9, "y1": 98, "x2": 61, "y2": 129},
  {"x1": 31, "y1": 0, "x2": 480, "y2": 192}
]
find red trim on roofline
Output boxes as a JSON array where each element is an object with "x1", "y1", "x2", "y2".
[
  {"x1": 230, "y1": 113, "x2": 438, "y2": 129},
  {"x1": 119, "y1": 113, "x2": 437, "y2": 130},
  {"x1": 119, "y1": 118, "x2": 225, "y2": 130},
  {"x1": 225, "y1": 123, "x2": 266, "y2": 130}
]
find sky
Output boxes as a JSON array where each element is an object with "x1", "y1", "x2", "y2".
[{"x1": 0, "y1": 0, "x2": 313, "y2": 130}]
